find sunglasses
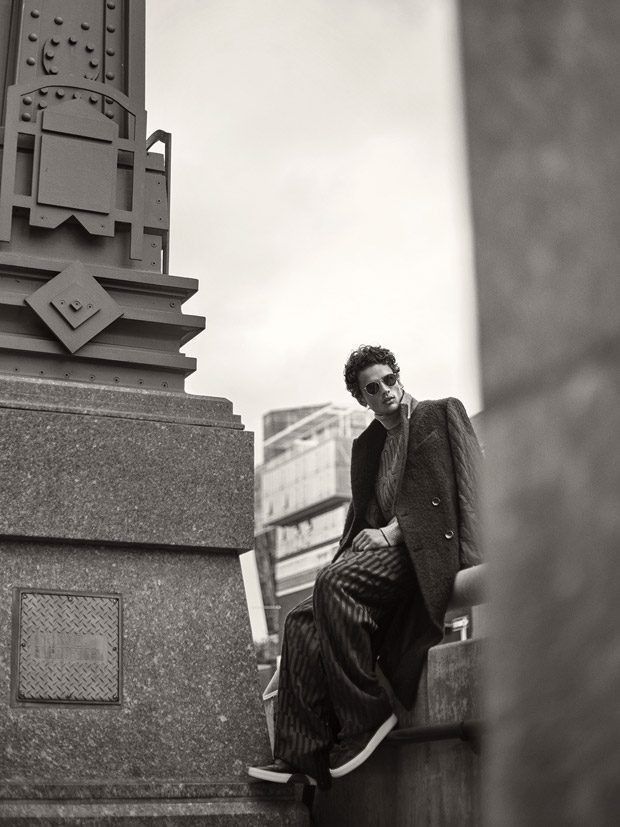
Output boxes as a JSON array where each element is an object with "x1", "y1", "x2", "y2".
[{"x1": 362, "y1": 373, "x2": 398, "y2": 396}]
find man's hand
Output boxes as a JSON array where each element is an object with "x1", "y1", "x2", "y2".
[{"x1": 351, "y1": 528, "x2": 389, "y2": 552}]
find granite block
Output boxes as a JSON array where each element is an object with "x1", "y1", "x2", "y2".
[
  {"x1": 426, "y1": 640, "x2": 482, "y2": 724},
  {"x1": 395, "y1": 741, "x2": 481, "y2": 827},
  {"x1": 0, "y1": 405, "x2": 253, "y2": 550},
  {"x1": 460, "y1": 0, "x2": 620, "y2": 403},
  {"x1": 482, "y1": 361, "x2": 620, "y2": 825},
  {"x1": 312, "y1": 744, "x2": 398, "y2": 827},
  {"x1": 0, "y1": 542, "x2": 272, "y2": 782},
  {"x1": 393, "y1": 639, "x2": 482, "y2": 729}
]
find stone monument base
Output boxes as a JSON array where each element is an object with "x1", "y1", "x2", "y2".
[{"x1": 0, "y1": 376, "x2": 308, "y2": 825}]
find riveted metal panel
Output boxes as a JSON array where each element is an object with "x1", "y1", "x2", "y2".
[
  {"x1": 12, "y1": 588, "x2": 122, "y2": 705},
  {"x1": 38, "y1": 133, "x2": 116, "y2": 213}
]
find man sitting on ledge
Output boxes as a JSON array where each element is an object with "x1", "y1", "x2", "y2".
[{"x1": 249, "y1": 345, "x2": 482, "y2": 789}]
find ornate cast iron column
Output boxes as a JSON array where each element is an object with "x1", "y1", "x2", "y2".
[
  {"x1": 0, "y1": 2, "x2": 307, "y2": 823},
  {"x1": 0, "y1": 0, "x2": 203, "y2": 388}
]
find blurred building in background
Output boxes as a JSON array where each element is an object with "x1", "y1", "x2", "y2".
[{"x1": 254, "y1": 403, "x2": 371, "y2": 634}]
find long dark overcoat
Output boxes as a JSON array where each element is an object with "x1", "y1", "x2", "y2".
[{"x1": 333, "y1": 397, "x2": 482, "y2": 709}]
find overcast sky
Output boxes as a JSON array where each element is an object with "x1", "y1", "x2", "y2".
[{"x1": 145, "y1": 0, "x2": 481, "y2": 466}]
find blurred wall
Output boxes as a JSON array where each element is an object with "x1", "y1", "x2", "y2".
[{"x1": 460, "y1": 2, "x2": 620, "y2": 824}]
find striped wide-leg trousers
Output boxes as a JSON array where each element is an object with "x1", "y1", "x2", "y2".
[{"x1": 273, "y1": 543, "x2": 418, "y2": 788}]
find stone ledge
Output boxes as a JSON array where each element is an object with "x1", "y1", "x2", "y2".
[
  {"x1": 0, "y1": 797, "x2": 309, "y2": 825},
  {"x1": 0, "y1": 375, "x2": 243, "y2": 429}
]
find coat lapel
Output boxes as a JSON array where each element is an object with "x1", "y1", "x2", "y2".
[
  {"x1": 350, "y1": 418, "x2": 385, "y2": 517},
  {"x1": 390, "y1": 396, "x2": 419, "y2": 511}
]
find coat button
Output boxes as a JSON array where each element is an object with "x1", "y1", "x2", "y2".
[
  {"x1": 444, "y1": 530, "x2": 454, "y2": 540},
  {"x1": 431, "y1": 497, "x2": 440, "y2": 506}
]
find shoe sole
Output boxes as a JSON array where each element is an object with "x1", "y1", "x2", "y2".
[
  {"x1": 330, "y1": 713, "x2": 398, "y2": 778},
  {"x1": 247, "y1": 766, "x2": 317, "y2": 786}
]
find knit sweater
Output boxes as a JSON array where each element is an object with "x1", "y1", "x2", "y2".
[{"x1": 364, "y1": 391, "x2": 415, "y2": 545}]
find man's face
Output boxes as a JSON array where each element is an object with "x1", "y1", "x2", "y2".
[{"x1": 357, "y1": 363, "x2": 403, "y2": 415}]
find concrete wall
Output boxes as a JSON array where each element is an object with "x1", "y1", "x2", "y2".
[
  {"x1": 459, "y1": 2, "x2": 620, "y2": 823},
  {"x1": 313, "y1": 639, "x2": 482, "y2": 826}
]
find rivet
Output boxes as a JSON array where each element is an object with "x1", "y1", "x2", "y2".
[
  {"x1": 106, "y1": 48, "x2": 115, "y2": 56},
  {"x1": 38, "y1": 101, "x2": 47, "y2": 109},
  {"x1": 105, "y1": 96, "x2": 113, "y2": 103},
  {"x1": 89, "y1": 58, "x2": 99, "y2": 67},
  {"x1": 105, "y1": 71, "x2": 114, "y2": 80},
  {"x1": 113, "y1": 377, "x2": 120, "y2": 383},
  {"x1": 54, "y1": 16, "x2": 63, "y2": 25},
  {"x1": 45, "y1": 49, "x2": 54, "y2": 59},
  {"x1": 105, "y1": 110, "x2": 113, "y2": 118},
  {"x1": 26, "y1": 57, "x2": 35, "y2": 66},
  {"x1": 39, "y1": 370, "x2": 45, "y2": 375},
  {"x1": 50, "y1": 66, "x2": 59, "y2": 74},
  {"x1": 162, "y1": 382, "x2": 168, "y2": 389},
  {"x1": 107, "y1": 1, "x2": 116, "y2": 8},
  {"x1": 68, "y1": 596, "x2": 73, "y2": 601},
  {"x1": 89, "y1": 94, "x2": 98, "y2": 103},
  {"x1": 23, "y1": 96, "x2": 33, "y2": 105},
  {"x1": 73, "y1": 92, "x2": 80, "y2": 99},
  {"x1": 81, "y1": 22, "x2": 90, "y2": 30},
  {"x1": 169, "y1": 301, "x2": 175, "y2": 307},
  {"x1": 86, "y1": 42, "x2": 95, "y2": 52},
  {"x1": 22, "y1": 113, "x2": 31, "y2": 121},
  {"x1": 138, "y1": 379, "x2": 143, "y2": 386},
  {"x1": 90, "y1": 375, "x2": 95, "y2": 380},
  {"x1": 151, "y1": 242, "x2": 156, "y2": 248},
  {"x1": 31, "y1": 9, "x2": 40, "y2": 18},
  {"x1": 28, "y1": 32, "x2": 38, "y2": 42},
  {"x1": 51, "y1": 35, "x2": 60, "y2": 45},
  {"x1": 64, "y1": 372, "x2": 70, "y2": 378},
  {"x1": 40, "y1": 87, "x2": 48, "y2": 95},
  {"x1": 69, "y1": 35, "x2": 77, "y2": 45},
  {"x1": 56, "y1": 88, "x2": 65, "y2": 97},
  {"x1": 106, "y1": 24, "x2": 115, "y2": 33}
]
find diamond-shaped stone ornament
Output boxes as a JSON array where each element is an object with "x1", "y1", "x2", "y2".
[{"x1": 26, "y1": 262, "x2": 123, "y2": 353}]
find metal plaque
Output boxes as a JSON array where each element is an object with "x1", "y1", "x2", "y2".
[{"x1": 13, "y1": 589, "x2": 121, "y2": 705}]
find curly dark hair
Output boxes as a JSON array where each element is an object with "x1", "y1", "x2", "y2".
[{"x1": 344, "y1": 345, "x2": 400, "y2": 406}]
